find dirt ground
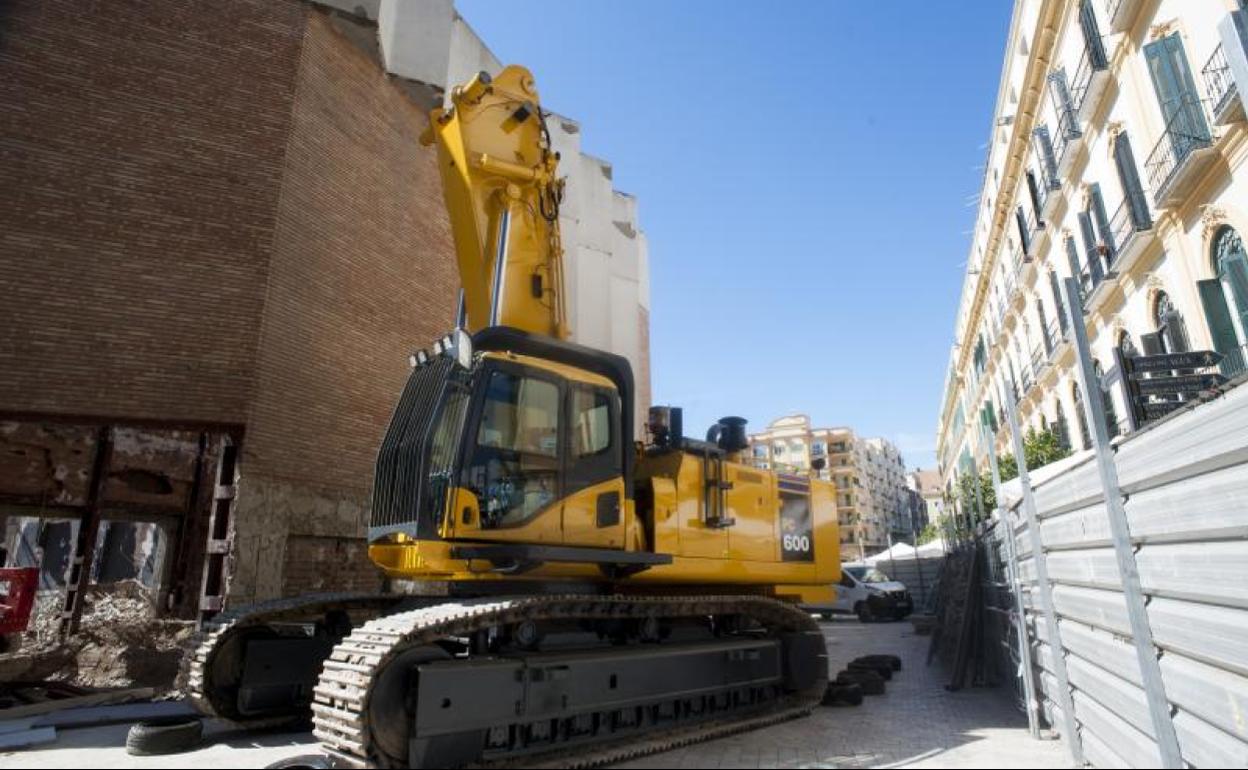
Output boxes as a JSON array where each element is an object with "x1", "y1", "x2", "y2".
[{"x1": 1, "y1": 581, "x2": 193, "y2": 694}]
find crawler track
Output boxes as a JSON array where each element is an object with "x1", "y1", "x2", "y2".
[
  {"x1": 184, "y1": 592, "x2": 401, "y2": 723},
  {"x1": 311, "y1": 595, "x2": 826, "y2": 768}
]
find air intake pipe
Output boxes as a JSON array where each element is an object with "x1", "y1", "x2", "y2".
[{"x1": 706, "y1": 416, "x2": 749, "y2": 461}]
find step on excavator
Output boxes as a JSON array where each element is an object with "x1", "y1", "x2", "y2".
[{"x1": 185, "y1": 65, "x2": 841, "y2": 768}]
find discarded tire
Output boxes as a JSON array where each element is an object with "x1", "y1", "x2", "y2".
[
  {"x1": 853, "y1": 654, "x2": 902, "y2": 672},
  {"x1": 125, "y1": 717, "x2": 203, "y2": 756},
  {"x1": 836, "y1": 669, "x2": 885, "y2": 695},
  {"x1": 847, "y1": 659, "x2": 892, "y2": 680},
  {"x1": 821, "y1": 681, "x2": 864, "y2": 707}
]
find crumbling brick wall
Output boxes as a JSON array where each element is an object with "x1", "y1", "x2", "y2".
[{"x1": 0, "y1": 1, "x2": 459, "y2": 609}]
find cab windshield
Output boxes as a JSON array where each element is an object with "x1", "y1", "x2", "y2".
[{"x1": 847, "y1": 566, "x2": 891, "y2": 584}]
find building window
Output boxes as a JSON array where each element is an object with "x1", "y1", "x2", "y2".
[
  {"x1": 1146, "y1": 291, "x2": 1191, "y2": 355},
  {"x1": 1094, "y1": 359, "x2": 1120, "y2": 438},
  {"x1": 1072, "y1": 383, "x2": 1091, "y2": 450},
  {"x1": 1199, "y1": 226, "x2": 1248, "y2": 376}
]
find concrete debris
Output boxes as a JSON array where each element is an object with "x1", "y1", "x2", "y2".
[{"x1": 4, "y1": 581, "x2": 194, "y2": 694}]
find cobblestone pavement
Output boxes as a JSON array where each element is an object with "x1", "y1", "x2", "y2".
[
  {"x1": 4, "y1": 617, "x2": 1072, "y2": 769},
  {"x1": 617, "y1": 616, "x2": 1074, "y2": 769}
]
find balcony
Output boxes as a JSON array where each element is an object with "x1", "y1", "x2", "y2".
[
  {"x1": 1104, "y1": 0, "x2": 1141, "y2": 34},
  {"x1": 1033, "y1": 126, "x2": 1063, "y2": 218},
  {"x1": 1077, "y1": 251, "x2": 1117, "y2": 316},
  {"x1": 1203, "y1": 44, "x2": 1242, "y2": 125},
  {"x1": 1071, "y1": 41, "x2": 1110, "y2": 124},
  {"x1": 1145, "y1": 94, "x2": 1215, "y2": 209},
  {"x1": 1107, "y1": 194, "x2": 1154, "y2": 274},
  {"x1": 1053, "y1": 104, "x2": 1083, "y2": 174}
]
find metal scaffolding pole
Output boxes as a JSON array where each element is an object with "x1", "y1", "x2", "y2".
[
  {"x1": 1002, "y1": 392, "x2": 1084, "y2": 766},
  {"x1": 982, "y1": 423, "x2": 1039, "y2": 739},
  {"x1": 1060, "y1": 277, "x2": 1182, "y2": 768}
]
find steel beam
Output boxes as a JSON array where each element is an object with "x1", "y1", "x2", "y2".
[
  {"x1": 1002, "y1": 393, "x2": 1084, "y2": 766},
  {"x1": 1060, "y1": 278, "x2": 1182, "y2": 768}
]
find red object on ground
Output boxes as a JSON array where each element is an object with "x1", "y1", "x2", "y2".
[{"x1": 0, "y1": 568, "x2": 39, "y2": 636}]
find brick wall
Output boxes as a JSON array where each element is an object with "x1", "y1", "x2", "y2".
[
  {"x1": 282, "y1": 535, "x2": 383, "y2": 595},
  {"x1": 0, "y1": 0, "x2": 307, "y2": 425},
  {"x1": 242, "y1": 8, "x2": 457, "y2": 500},
  {"x1": 227, "y1": 9, "x2": 457, "y2": 602}
]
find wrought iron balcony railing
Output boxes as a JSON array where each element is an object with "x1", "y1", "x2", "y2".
[
  {"x1": 1108, "y1": 193, "x2": 1152, "y2": 261},
  {"x1": 1070, "y1": 39, "x2": 1109, "y2": 118},
  {"x1": 1145, "y1": 93, "x2": 1214, "y2": 202},
  {"x1": 1203, "y1": 43, "x2": 1238, "y2": 119}
]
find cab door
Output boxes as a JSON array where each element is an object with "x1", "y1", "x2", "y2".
[{"x1": 560, "y1": 383, "x2": 627, "y2": 548}]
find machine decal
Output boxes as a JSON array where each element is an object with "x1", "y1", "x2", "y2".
[{"x1": 778, "y1": 475, "x2": 814, "y2": 562}]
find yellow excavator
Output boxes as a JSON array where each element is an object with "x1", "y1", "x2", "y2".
[{"x1": 186, "y1": 66, "x2": 840, "y2": 768}]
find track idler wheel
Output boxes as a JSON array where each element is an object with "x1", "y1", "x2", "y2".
[{"x1": 366, "y1": 645, "x2": 451, "y2": 767}]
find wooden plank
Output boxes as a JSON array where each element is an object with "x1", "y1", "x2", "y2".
[
  {"x1": 30, "y1": 700, "x2": 195, "y2": 730},
  {"x1": 0, "y1": 686, "x2": 153, "y2": 720}
]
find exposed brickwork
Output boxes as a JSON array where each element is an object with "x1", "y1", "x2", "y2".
[
  {"x1": 282, "y1": 535, "x2": 383, "y2": 595},
  {"x1": 242, "y1": 8, "x2": 457, "y2": 502},
  {"x1": 0, "y1": 1, "x2": 458, "y2": 606},
  {"x1": 0, "y1": 0, "x2": 308, "y2": 425}
]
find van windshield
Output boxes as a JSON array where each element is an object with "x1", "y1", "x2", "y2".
[{"x1": 846, "y1": 566, "x2": 891, "y2": 584}]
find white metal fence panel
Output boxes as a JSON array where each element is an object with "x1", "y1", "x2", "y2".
[{"x1": 1002, "y1": 383, "x2": 1248, "y2": 767}]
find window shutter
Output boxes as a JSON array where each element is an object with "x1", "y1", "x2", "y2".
[
  {"x1": 1166, "y1": 307, "x2": 1191, "y2": 353},
  {"x1": 1038, "y1": 299, "x2": 1053, "y2": 354},
  {"x1": 1113, "y1": 134, "x2": 1151, "y2": 230},
  {"x1": 1048, "y1": 71, "x2": 1078, "y2": 137},
  {"x1": 1049, "y1": 270, "x2": 1069, "y2": 334},
  {"x1": 1221, "y1": 252, "x2": 1248, "y2": 337},
  {"x1": 1078, "y1": 212, "x2": 1103, "y2": 285},
  {"x1": 1027, "y1": 171, "x2": 1044, "y2": 220},
  {"x1": 1140, "y1": 332, "x2": 1164, "y2": 357},
  {"x1": 1034, "y1": 126, "x2": 1059, "y2": 184},
  {"x1": 1090, "y1": 183, "x2": 1115, "y2": 263},
  {"x1": 1016, "y1": 206, "x2": 1031, "y2": 256},
  {"x1": 1079, "y1": 0, "x2": 1108, "y2": 69},
  {"x1": 1199, "y1": 279, "x2": 1240, "y2": 361}
]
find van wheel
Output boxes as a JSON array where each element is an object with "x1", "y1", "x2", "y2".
[{"x1": 855, "y1": 603, "x2": 872, "y2": 623}]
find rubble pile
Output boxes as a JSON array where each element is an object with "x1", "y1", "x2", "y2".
[{"x1": 8, "y1": 580, "x2": 195, "y2": 693}]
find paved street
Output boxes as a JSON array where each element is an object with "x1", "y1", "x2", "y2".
[
  {"x1": 3, "y1": 617, "x2": 1071, "y2": 769},
  {"x1": 617, "y1": 617, "x2": 1074, "y2": 770}
]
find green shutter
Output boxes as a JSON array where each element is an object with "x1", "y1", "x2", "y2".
[
  {"x1": 1221, "y1": 252, "x2": 1248, "y2": 337},
  {"x1": 1113, "y1": 134, "x2": 1151, "y2": 230},
  {"x1": 1090, "y1": 183, "x2": 1115, "y2": 263},
  {"x1": 1198, "y1": 279, "x2": 1239, "y2": 364}
]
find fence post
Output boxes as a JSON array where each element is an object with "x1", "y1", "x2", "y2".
[
  {"x1": 1060, "y1": 278, "x2": 1182, "y2": 768},
  {"x1": 983, "y1": 423, "x2": 1040, "y2": 739},
  {"x1": 1002, "y1": 393, "x2": 1085, "y2": 767}
]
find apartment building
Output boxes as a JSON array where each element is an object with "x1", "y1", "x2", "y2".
[
  {"x1": 908, "y1": 469, "x2": 946, "y2": 528},
  {"x1": 748, "y1": 416, "x2": 909, "y2": 558},
  {"x1": 936, "y1": 0, "x2": 1248, "y2": 494}
]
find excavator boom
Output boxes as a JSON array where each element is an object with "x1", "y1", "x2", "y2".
[{"x1": 420, "y1": 66, "x2": 568, "y2": 339}]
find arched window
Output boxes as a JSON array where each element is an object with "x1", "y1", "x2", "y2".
[
  {"x1": 1118, "y1": 330, "x2": 1139, "y2": 359},
  {"x1": 1054, "y1": 399, "x2": 1072, "y2": 450},
  {"x1": 1072, "y1": 383, "x2": 1091, "y2": 450},
  {"x1": 1094, "y1": 359, "x2": 1120, "y2": 438},
  {"x1": 1151, "y1": 291, "x2": 1190, "y2": 354},
  {"x1": 1201, "y1": 226, "x2": 1248, "y2": 375}
]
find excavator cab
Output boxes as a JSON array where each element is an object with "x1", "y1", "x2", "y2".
[{"x1": 369, "y1": 328, "x2": 632, "y2": 553}]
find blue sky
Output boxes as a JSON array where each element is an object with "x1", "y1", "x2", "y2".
[{"x1": 457, "y1": 1, "x2": 1012, "y2": 469}]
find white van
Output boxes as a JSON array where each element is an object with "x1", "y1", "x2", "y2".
[{"x1": 805, "y1": 563, "x2": 913, "y2": 622}]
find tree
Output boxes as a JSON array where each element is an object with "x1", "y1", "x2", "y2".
[
  {"x1": 994, "y1": 427, "x2": 1071, "y2": 483},
  {"x1": 916, "y1": 523, "x2": 940, "y2": 545}
]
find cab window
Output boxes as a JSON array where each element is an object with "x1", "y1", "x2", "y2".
[
  {"x1": 566, "y1": 385, "x2": 620, "y2": 493},
  {"x1": 466, "y1": 369, "x2": 561, "y2": 528}
]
